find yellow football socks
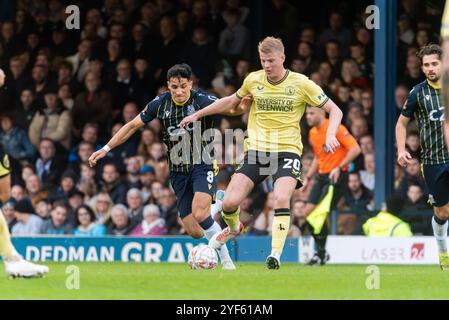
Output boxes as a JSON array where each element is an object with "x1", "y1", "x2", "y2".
[
  {"x1": 271, "y1": 209, "x2": 291, "y2": 256},
  {"x1": 222, "y1": 207, "x2": 241, "y2": 231}
]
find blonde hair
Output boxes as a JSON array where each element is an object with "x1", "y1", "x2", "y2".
[{"x1": 258, "y1": 37, "x2": 285, "y2": 54}]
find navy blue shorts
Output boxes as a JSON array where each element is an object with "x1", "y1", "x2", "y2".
[
  {"x1": 169, "y1": 165, "x2": 217, "y2": 218},
  {"x1": 422, "y1": 163, "x2": 449, "y2": 207}
]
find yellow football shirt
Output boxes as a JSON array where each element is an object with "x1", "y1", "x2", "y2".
[
  {"x1": 0, "y1": 147, "x2": 10, "y2": 178},
  {"x1": 236, "y1": 69, "x2": 329, "y2": 156},
  {"x1": 442, "y1": 0, "x2": 449, "y2": 39}
]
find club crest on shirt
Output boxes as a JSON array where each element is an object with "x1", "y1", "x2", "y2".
[
  {"x1": 187, "y1": 105, "x2": 196, "y2": 115},
  {"x1": 285, "y1": 86, "x2": 295, "y2": 95}
]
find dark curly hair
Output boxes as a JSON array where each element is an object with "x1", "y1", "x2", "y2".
[{"x1": 416, "y1": 44, "x2": 442, "y2": 65}]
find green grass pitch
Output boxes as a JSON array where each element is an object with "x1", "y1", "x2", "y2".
[{"x1": 1, "y1": 262, "x2": 449, "y2": 299}]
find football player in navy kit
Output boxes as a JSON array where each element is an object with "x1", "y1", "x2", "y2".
[{"x1": 89, "y1": 64, "x2": 248, "y2": 269}]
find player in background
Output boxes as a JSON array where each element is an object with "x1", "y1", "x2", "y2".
[
  {"x1": 396, "y1": 45, "x2": 449, "y2": 270},
  {"x1": 441, "y1": 0, "x2": 449, "y2": 147},
  {"x1": 303, "y1": 107, "x2": 361, "y2": 265},
  {"x1": 89, "y1": 64, "x2": 248, "y2": 270},
  {"x1": 180, "y1": 37, "x2": 343, "y2": 269},
  {"x1": 0, "y1": 68, "x2": 49, "y2": 278}
]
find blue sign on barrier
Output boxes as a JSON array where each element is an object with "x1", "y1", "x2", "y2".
[
  {"x1": 234, "y1": 236, "x2": 298, "y2": 262},
  {"x1": 10, "y1": 236, "x2": 298, "y2": 263}
]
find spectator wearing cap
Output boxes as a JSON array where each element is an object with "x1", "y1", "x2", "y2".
[
  {"x1": 73, "y1": 204, "x2": 106, "y2": 236},
  {"x1": 2, "y1": 199, "x2": 17, "y2": 231},
  {"x1": 28, "y1": 89, "x2": 72, "y2": 150},
  {"x1": 33, "y1": 138, "x2": 67, "y2": 190},
  {"x1": 139, "y1": 165, "x2": 156, "y2": 203},
  {"x1": 107, "y1": 204, "x2": 136, "y2": 236},
  {"x1": 127, "y1": 188, "x2": 144, "y2": 224},
  {"x1": 11, "y1": 199, "x2": 43, "y2": 235},
  {"x1": 40, "y1": 202, "x2": 73, "y2": 235},
  {"x1": 0, "y1": 113, "x2": 36, "y2": 165},
  {"x1": 130, "y1": 204, "x2": 167, "y2": 236}
]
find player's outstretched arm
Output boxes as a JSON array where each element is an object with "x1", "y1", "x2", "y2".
[
  {"x1": 395, "y1": 114, "x2": 412, "y2": 167},
  {"x1": 0, "y1": 175, "x2": 11, "y2": 203},
  {"x1": 179, "y1": 94, "x2": 242, "y2": 128},
  {"x1": 0, "y1": 68, "x2": 5, "y2": 88},
  {"x1": 321, "y1": 99, "x2": 343, "y2": 153},
  {"x1": 88, "y1": 115, "x2": 144, "y2": 167},
  {"x1": 221, "y1": 95, "x2": 252, "y2": 116}
]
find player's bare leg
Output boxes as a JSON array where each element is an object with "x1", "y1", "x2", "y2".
[
  {"x1": 266, "y1": 176, "x2": 297, "y2": 270},
  {"x1": 208, "y1": 173, "x2": 253, "y2": 249},
  {"x1": 181, "y1": 215, "x2": 205, "y2": 239},
  {"x1": 0, "y1": 211, "x2": 49, "y2": 278},
  {"x1": 433, "y1": 203, "x2": 449, "y2": 270},
  {"x1": 186, "y1": 192, "x2": 235, "y2": 269},
  {"x1": 0, "y1": 146, "x2": 48, "y2": 278}
]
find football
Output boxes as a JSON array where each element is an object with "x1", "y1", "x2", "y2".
[{"x1": 188, "y1": 244, "x2": 219, "y2": 270}]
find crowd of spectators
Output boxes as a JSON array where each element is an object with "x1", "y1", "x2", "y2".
[{"x1": 0, "y1": 0, "x2": 441, "y2": 237}]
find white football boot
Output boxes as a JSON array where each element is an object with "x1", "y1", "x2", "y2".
[{"x1": 4, "y1": 254, "x2": 49, "y2": 278}]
